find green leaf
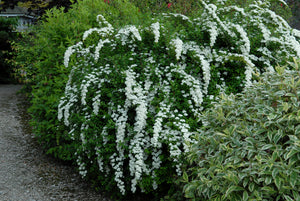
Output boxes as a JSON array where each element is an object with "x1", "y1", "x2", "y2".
[
  {"x1": 265, "y1": 176, "x2": 272, "y2": 185},
  {"x1": 184, "y1": 183, "x2": 197, "y2": 198},
  {"x1": 274, "y1": 90, "x2": 285, "y2": 97},
  {"x1": 283, "y1": 194, "x2": 293, "y2": 201},
  {"x1": 288, "y1": 135, "x2": 299, "y2": 142},
  {"x1": 183, "y1": 171, "x2": 189, "y2": 183},
  {"x1": 267, "y1": 131, "x2": 273, "y2": 142},
  {"x1": 242, "y1": 191, "x2": 249, "y2": 201},
  {"x1": 245, "y1": 137, "x2": 255, "y2": 145},
  {"x1": 294, "y1": 126, "x2": 300, "y2": 135},
  {"x1": 225, "y1": 186, "x2": 244, "y2": 198},
  {"x1": 272, "y1": 151, "x2": 278, "y2": 162},
  {"x1": 249, "y1": 182, "x2": 255, "y2": 192},
  {"x1": 272, "y1": 168, "x2": 279, "y2": 179},
  {"x1": 290, "y1": 171, "x2": 297, "y2": 188},
  {"x1": 284, "y1": 149, "x2": 298, "y2": 160},
  {"x1": 267, "y1": 114, "x2": 277, "y2": 121},
  {"x1": 273, "y1": 130, "x2": 283, "y2": 144},
  {"x1": 184, "y1": 190, "x2": 195, "y2": 199},
  {"x1": 262, "y1": 186, "x2": 276, "y2": 194},
  {"x1": 253, "y1": 190, "x2": 261, "y2": 198},
  {"x1": 216, "y1": 132, "x2": 228, "y2": 138},
  {"x1": 243, "y1": 178, "x2": 249, "y2": 188},
  {"x1": 293, "y1": 191, "x2": 300, "y2": 200},
  {"x1": 224, "y1": 172, "x2": 240, "y2": 185},
  {"x1": 261, "y1": 144, "x2": 274, "y2": 150},
  {"x1": 285, "y1": 93, "x2": 296, "y2": 97},
  {"x1": 274, "y1": 177, "x2": 282, "y2": 189},
  {"x1": 282, "y1": 102, "x2": 290, "y2": 112}
]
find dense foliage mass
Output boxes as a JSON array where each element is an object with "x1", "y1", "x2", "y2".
[
  {"x1": 57, "y1": 0, "x2": 300, "y2": 197},
  {"x1": 130, "y1": 0, "x2": 292, "y2": 20},
  {"x1": 184, "y1": 60, "x2": 300, "y2": 200},
  {"x1": 0, "y1": 0, "x2": 76, "y2": 16},
  {"x1": 0, "y1": 17, "x2": 18, "y2": 83}
]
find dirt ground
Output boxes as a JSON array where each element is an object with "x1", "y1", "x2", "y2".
[{"x1": 0, "y1": 85, "x2": 110, "y2": 201}]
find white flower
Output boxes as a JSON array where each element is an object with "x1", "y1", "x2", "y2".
[
  {"x1": 94, "y1": 39, "x2": 110, "y2": 61},
  {"x1": 64, "y1": 42, "x2": 83, "y2": 67},
  {"x1": 171, "y1": 38, "x2": 183, "y2": 60},
  {"x1": 82, "y1": 26, "x2": 113, "y2": 41},
  {"x1": 97, "y1": 14, "x2": 113, "y2": 30},
  {"x1": 243, "y1": 56, "x2": 255, "y2": 88},
  {"x1": 151, "y1": 22, "x2": 160, "y2": 43},
  {"x1": 116, "y1": 25, "x2": 142, "y2": 45},
  {"x1": 207, "y1": 21, "x2": 218, "y2": 47},
  {"x1": 232, "y1": 24, "x2": 250, "y2": 54},
  {"x1": 292, "y1": 29, "x2": 300, "y2": 39}
]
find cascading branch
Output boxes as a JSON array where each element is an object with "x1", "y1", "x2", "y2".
[{"x1": 58, "y1": 0, "x2": 300, "y2": 195}]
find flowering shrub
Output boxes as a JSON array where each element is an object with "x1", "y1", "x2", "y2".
[
  {"x1": 183, "y1": 59, "x2": 300, "y2": 200},
  {"x1": 58, "y1": 0, "x2": 300, "y2": 196},
  {"x1": 13, "y1": 0, "x2": 143, "y2": 160}
]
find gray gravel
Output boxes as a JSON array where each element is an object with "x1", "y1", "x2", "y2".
[{"x1": 0, "y1": 85, "x2": 110, "y2": 201}]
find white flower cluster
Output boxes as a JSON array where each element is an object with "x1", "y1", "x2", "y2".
[
  {"x1": 58, "y1": 2, "x2": 300, "y2": 195},
  {"x1": 171, "y1": 38, "x2": 183, "y2": 60},
  {"x1": 150, "y1": 22, "x2": 160, "y2": 43},
  {"x1": 197, "y1": 0, "x2": 300, "y2": 87},
  {"x1": 64, "y1": 42, "x2": 83, "y2": 68},
  {"x1": 116, "y1": 25, "x2": 142, "y2": 45},
  {"x1": 231, "y1": 24, "x2": 250, "y2": 55},
  {"x1": 208, "y1": 22, "x2": 218, "y2": 47}
]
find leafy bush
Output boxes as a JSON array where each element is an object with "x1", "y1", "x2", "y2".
[
  {"x1": 183, "y1": 59, "x2": 300, "y2": 200},
  {"x1": 14, "y1": 0, "x2": 145, "y2": 160},
  {"x1": 57, "y1": 0, "x2": 300, "y2": 197}
]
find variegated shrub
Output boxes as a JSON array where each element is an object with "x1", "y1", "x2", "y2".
[{"x1": 184, "y1": 60, "x2": 300, "y2": 201}]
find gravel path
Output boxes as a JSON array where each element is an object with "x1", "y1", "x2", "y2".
[{"x1": 0, "y1": 85, "x2": 110, "y2": 201}]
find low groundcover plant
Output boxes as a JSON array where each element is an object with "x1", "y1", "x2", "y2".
[
  {"x1": 183, "y1": 60, "x2": 300, "y2": 200},
  {"x1": 57, "y1": 0, "x2": 300, "y2": 197}
]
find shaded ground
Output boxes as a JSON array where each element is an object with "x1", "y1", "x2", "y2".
[{"x1": 0, "y1": 85, "x2": 111, "y2": 201}]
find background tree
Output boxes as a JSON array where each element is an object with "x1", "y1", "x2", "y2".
[
  {"x1": 0, "y1": 17, "x2": 18, "y2": 83},
  {"x1": 286, "y1": 0, "x2": 300, "y2": 29},
  {"x1": 0, "y1": 0, "x2": 76, "y2": 17}
]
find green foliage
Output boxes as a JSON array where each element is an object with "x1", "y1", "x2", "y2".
[
  {"x1": 0, "y1": 17, "x2": 18, "y2": 83},
  {"x1": 14, "y1": 0, "x2": 146, "y2": 161},
  {"x1": 129, "y1": 0, "x2": 292, "y2": 20},
  {"x1": 183, "y1": 59, "x2": 300, "y2": 200},
  {"x1": 10, "y1": 33, "x2": 35, "y2": 84}
]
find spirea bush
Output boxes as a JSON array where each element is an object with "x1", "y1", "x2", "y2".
[
  {"x1": 14, "y1": 0, "x2": 144, "y2": 160},
  {"x1": 58, "y1": 0, "x2": 300, "y2": 196},
  {"x1": 183, "y1": 60, "x2": 300, "y2": 200}
]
